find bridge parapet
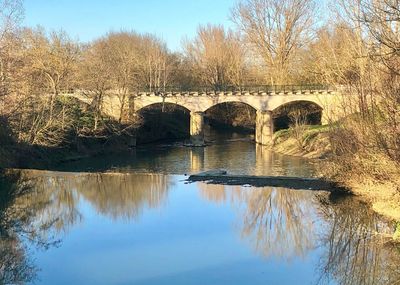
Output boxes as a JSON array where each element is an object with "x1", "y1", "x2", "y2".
[
  {"x1": 132, "y1": 89, "x2": 334, "y2": 98},
  {"x1": 133, "y1": 84, "x2": 334, "y2": 94},
  {"x1": 61, "y1": 84, "x2": 336, "y2": 97}
]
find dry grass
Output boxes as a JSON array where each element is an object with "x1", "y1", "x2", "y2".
[
  {"x1": 273, "y1": 125, "x2": 400, "y2": 230},
  {"x1": 272, "y1": 125, "x2": 332, "y2": 159},
  {"x1": 321, "y1": 152, "x2": 400, "y2": 222}
]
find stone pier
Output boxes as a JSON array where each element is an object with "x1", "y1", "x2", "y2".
[
  {"x1": 190, "y1": 111, "x2": 205, "y2": 146},
  {"x1": 255, "y1": 110, "x2": 273, "y2": 145}
]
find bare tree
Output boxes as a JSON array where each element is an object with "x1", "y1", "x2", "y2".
[
  {"x1": 0, "y1": 0, "x2": 23, "y2": 108},
  {"x1": 184, "y1": 24, "x2": 247, "y2": 90},
  {"x1": 231, "y1": 0, "x2": 315, "y2": 85},
  {"x1": 137, "y1": 35, "x2": 173, "y2": 92},
  {"x1": 104, "y1": 32, "x2": 139, "y2": 123},
  {"x1": 92, "y1": 32, "x2": 178, "y2": 122},
  {"x1": 23, "y1": 28, "x2": 80, "y2": 120},
  {"x1": 79, "y1": 40, "x2": 114, "y2": 131},
  {"x1": 0, "y1": 0, "x2": 23, "y2": 42}
]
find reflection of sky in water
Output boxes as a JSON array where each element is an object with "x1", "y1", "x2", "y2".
[
  {"x1": 26, "y1": 174, "x2": 326, "y2": 285},
  {"x1": 1, "y1": 171, "x2": 393, "y2": 285}
]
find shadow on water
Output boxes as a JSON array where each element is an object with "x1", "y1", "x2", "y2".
[{"x1": 0, "y1": 171, "x2": 399, "y2": 284}]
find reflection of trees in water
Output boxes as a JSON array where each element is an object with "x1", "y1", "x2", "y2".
[
  {"x1": 0, "y1": 171, "x2": 172, "y2": 284},
  {"x1": 198, "y1": 183, "x2": 244, "y2": 204},
  {"x1": 240, "y1": 188, "x2": 316, "y2": 259},
  {"x1": 0, "y1": 239, "x2": 35, "y2": 284},
  {"x1": 199, "y1": 183, "x2": 400, "y2": 284},
  {"x1": 17, "y1": 171, "x2": 172, "y2": 222},
  {"x1": 198, "y1": 183, "x2": 318, "y2": 259},
  {"x1": 0, "y1": 173, "x2": 57, "y2": 284},
  {"x1": 317, "y1": 196, "x2": 400, "y2": 285},
  {"x1": 255, "y1": 144, "x2": 314, "y2": 177},
  {"x1": 2, "y1": 171, "x2": 400, "y2": 285},
  {"x1": 77, "y1": 173, "x2": 171, "y2": 220}
]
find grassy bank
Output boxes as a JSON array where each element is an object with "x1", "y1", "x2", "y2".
[
  {"x1": 272, "y1": 125, "x2": 332, "y2": 159},
  {"x1": 271, "y1": 124, "x2": 400, "y2": 241}
]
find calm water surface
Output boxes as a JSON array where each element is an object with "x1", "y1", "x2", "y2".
[
  {"x1": 57, "y1": 138, "x2": 315, "y2": 177},
  {"x1": 0, "y1": 138, "x2": 399, "y2": 284}
]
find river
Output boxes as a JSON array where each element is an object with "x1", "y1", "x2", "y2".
[{"x1": 0, "y1": 134, "x2": 399, "y2": 284}]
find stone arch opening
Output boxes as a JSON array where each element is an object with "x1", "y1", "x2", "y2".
[
  {"x1": 272, "y1": 100, "x2": 323, "y2": 132},
  {"x1": 135, "y1": 102, "x2": 191, "y2": 144},
  {"x1": 204, "y1": 102, "x2": 257, "y2": 140}
]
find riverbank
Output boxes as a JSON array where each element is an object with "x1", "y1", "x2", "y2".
[
  {"x1": 270, "y1": 125, "x2": 400, "y2": 240},
  {"x1": 272, "y1": 125, "x2": 332, "y2": 159}
]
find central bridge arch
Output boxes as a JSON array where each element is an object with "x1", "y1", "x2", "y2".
[{"x1": 204, "y1": 101, "x2": 257, "y2": 131}]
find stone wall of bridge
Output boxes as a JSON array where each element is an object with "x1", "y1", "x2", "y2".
[{"x1": 66, "y1": 90, "x2": 345, "y2": 146}]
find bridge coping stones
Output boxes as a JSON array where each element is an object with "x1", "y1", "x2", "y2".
[{"x1": 126, "y1": 90, "x2": 332, "y2": 97}]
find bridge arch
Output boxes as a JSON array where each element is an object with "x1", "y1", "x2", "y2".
[
  {"x1": 271, "y1": 100, "x2": 323, "y2": 131},
  {"x1": 200, "y1": 97, "x2": 259, "y2": 113},
  {"x1": 132, "y1": 99, "x2": 194, "y2": 114},
  {"x1": 204, "y1": 101, "x2": 257, "y2": 132},
  {"x1": 266, "y1": 96, "x2": 324, "y2": 112},
  {"x1": 134, "y1": 102, "x2": 191, "y2": 144}
]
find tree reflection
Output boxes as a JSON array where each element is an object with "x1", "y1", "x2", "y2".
[
  {"x1": 317, "y1": 196, "x2": 400, "y2": 285},
  {"x1": 198, "y1": 183, "x2": 318, "y2": 260},
  {"x1": 0, "y1": 171, "x2": 172, "y2": 284},
  {"x1": 199, "y1": 182, "x2": 400, "y2": 284},
  {"x1": 198, "y1": 183, "x2": 243, "y2": 204},
  {"x1": 17, "y1": 170, "x2": 172, "y2": 222},
  {"x1": 240, "y1": 187, "x2": 317, "y2": 259},
  {"x1": 2, "y1": 171, "x2": 400, "y2": 285},
  {"x1": 0, "y1": 239, "x2": 35, "y2": 285},
  {"x1": 0, "y1": 173, "x2": 58, "y2": 284},
  {"x1": 77, "y1": 173, "x2": 171, "y2": 220}
]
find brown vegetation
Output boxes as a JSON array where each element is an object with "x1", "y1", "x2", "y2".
[
  {"x1": 0, "y1": 0, "x2": 398, "y2": 224},
  {"x1": 231, "y1": 0, "x2": 316, "y2": 85},
  {"x1": 183, "y1": 24, "x2": 248, "y2": 89},
  {"x1": 315, "y1": 0, "x2": 400, "y2": 222}
]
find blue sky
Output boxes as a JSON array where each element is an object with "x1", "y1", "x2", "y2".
[{"x1": 24, "y1": 0, "x2": 236, "y2": 52}]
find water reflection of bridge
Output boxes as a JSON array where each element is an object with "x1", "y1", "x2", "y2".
[{"x1": 189, "y1": 144, "x2": 313, "y2": 176}]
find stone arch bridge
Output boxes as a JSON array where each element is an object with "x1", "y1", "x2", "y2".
[{"x1": 66, "y1": 87, "x2": 344, "y2": 145}]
